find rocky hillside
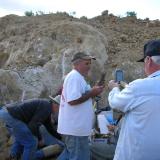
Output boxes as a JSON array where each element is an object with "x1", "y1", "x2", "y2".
[
  {"x1": 0, "y1": 12, "x2": 160, "y2": 105},
  {"x1": 0, "y1": 11, "x2": 160, "y2": 159}
]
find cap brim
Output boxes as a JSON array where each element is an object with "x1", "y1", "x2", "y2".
[
  {"x1": 71, "y1": 56, "x2": 96, "y2": 62},
  {"x1": 82, "y1": 56, "x2": 96, "y2": 60},
  {"x1": 137, "y1": 58, "x2": 144, "y2": 62},
  {"x1": 49, "y1": 95, "x2": 60, "y2": 105}
]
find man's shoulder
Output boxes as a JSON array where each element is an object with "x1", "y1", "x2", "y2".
[
  {"x1": 6, "y1": 98, "x2": 50, "y2": 109},
  {"x1": 19, "y1": 99, "x2": 51, "y2": 110},
  {"x1": 130, "y1": 77, "x2": 154, "y2": 85},
  {"x1": 23, "y1": 98, "x2": 49, "y2": 104},
  {"x1": 129, "y1": 78, "x2": 153, "y2": 91},
  {"x1": 130, "y1": 78, "x2": 144, "y2": 85},
  {"x1": 66, "y1": 70, "x2": 83, "y2": 81},
  {"x1": 67, "y1": 69, "x2": 80, "y2": 76}
]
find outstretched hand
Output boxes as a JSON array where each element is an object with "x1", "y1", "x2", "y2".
[{"x1": 90, "y1": 85, "x2": 104, "y2": 97}]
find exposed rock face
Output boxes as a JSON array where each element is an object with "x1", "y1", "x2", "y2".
[
  {"x1": 0, "y1": 15, "x2": 108, "y2": 105},
  {"x1": 0, "y1": 14, "x2": 160, "y2": 105}
]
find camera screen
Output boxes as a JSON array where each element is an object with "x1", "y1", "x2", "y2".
[{"x1": 115, "y1": 70, "x2": 124, "y2": 82}]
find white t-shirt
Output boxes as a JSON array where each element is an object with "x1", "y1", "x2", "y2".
[{"x1": 57, "y1": 69, "x2": 94, "y2": 136}]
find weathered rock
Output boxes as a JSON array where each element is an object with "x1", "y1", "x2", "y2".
[{"x1": 0, "y1": 16, "x2": 108, "y2": 104}]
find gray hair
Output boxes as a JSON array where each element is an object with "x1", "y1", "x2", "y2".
[
  {"x1": 72, "y1": 58, "x2": 83, "y2": 65},
  {"x1": 151, "y1": 56, "x2": 160, "y2": 65}
]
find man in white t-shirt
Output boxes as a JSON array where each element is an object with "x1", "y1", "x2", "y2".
[{"x1": 57, "y1": 51, "x2": 104, "y2": 160}]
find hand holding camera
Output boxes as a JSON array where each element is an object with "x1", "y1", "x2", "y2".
[
  {"x1": 90, "y1": 85, "x2": 104, "y2": 98},
  {"x1": 108, "y1": 69, "x2": 128, "y2": 90}
]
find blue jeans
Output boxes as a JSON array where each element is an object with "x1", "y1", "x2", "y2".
[
  {"x1": 57, "y1": 135, "x2": 90, "y2": 160},
  {"x1": 0, "y1": 108, "x2": 38, "y2": 160},
  {"x1": 39, "y1": 125, "x2": 64, "y2": 147},
  {"x1": 35, "y1": 125, "x2": 64, "y2": 159}
]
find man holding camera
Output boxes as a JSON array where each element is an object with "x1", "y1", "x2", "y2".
[{"x1": 108, "y1": 39, "x2": 160, "y2": 160}]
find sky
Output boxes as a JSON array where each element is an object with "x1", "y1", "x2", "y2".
[{"x1": 0, "y1": 0, "x2": 160, "y2": 20}]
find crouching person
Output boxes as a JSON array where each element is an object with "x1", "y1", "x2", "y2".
[
  {"x1": 0, "y1": 96, "x2": 62, "y2": 160},
  {"x1": 35, "y1": 95, "x2": 64, "y2": 159}
]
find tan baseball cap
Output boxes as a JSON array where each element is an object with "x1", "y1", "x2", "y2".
[{"x1": 71, "y1": 52, "x2": 96, "y2": 62}]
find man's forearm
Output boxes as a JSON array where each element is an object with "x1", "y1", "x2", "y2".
[
  {"x1": 68, "y1": 91, "x2": 93, "y2": 105},
  {"x1": 69, "y1": 85, "x2": 104, "y2": 106},
  {"x1": 108, "y1": 86, "x2": 134, "y2": 112}
]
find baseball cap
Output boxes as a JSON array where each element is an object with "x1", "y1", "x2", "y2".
[
  {"x1": 49, "y1": 95, "x2": 61, "y2": 105},
  {"x1": 137, "y1": 39, "x2": 160, "y2": 62},
  {"x1": 71, "y1": 52, "x2": 96, "y2": 62}
]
